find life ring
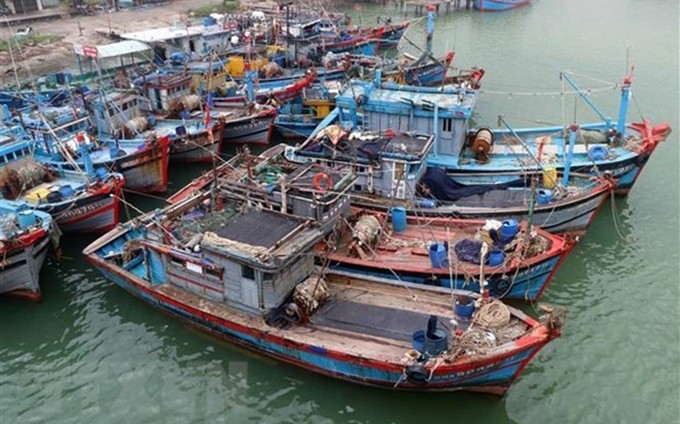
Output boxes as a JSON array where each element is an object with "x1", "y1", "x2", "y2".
[
  {"x1": 312, "y1": 173, "x2": 334, "y2": 192},
  {"x1": 405, "y1": 365, "x2": 429, "y2": 383}
]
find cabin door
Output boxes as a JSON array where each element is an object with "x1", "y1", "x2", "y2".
[{"x1": 392, "y1": 162, "x2": 406, "y2": 199}]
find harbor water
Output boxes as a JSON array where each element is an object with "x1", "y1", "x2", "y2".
[{"x1": 1, "y1": 0, "x2": 678, "y2": 422}]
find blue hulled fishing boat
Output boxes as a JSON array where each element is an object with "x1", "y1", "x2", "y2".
[
  {"x1": 84, "y1": 188, "x2": 564, "y2": 395},
  {"x1": 0, "y1": 199, "x2": 59, "y2": 301},
  {"x1": 331, "y1": 71, "x2": 671, "y2": 195},
  {"x1": 292, "y1": 91, "x2": 613, "y2": 235},
  {"x1": 474, "y1": 0, "x2": 530, "y2": 11},
  {"x1": 0, "y1": 124, "x2": 125, "y2": 233}
]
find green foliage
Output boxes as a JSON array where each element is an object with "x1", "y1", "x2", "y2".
[{"x1": 186, "y1": 0, "x2": 240, "y2": 16}]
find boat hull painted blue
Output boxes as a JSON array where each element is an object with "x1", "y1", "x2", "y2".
[
  {"x1": 92, "y1": 263, "x2": 549, "y2": 394},
  {"x1": 474, "y1": 0, "x2": 530, "y2": 11},
  {"x1": 329, "y1": 253, "x2": 563, "y2": 301}
]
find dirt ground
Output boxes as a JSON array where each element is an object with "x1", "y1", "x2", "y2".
[{"x1": 0, "y1": 0, "x2": 276, "y2": 84}]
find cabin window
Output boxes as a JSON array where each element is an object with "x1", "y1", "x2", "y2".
[
  {"x1": 357, "y1": 166, "x2": 366, "y2": 174},
  {"x1": 262, "y1": 273, "x2": 274, "y2": 283},
  {"x1": 170, "y1": 256, "x2": 184, "y2": 266},
  {"x1": 205, "y1": 268, "x2": 222, "y2": 279},
  {"x1": 354, "y1": 183, "x2": 363, "y2": 192},
  {"x1": 442, "y1": 118, "x2": 453, "y2": 132},
  {"x1": 241, "y1": 265, "x2": 255, "y2": 280}
]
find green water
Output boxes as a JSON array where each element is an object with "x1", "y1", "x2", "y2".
[{"x1": 1, "y1": 1, "x2": 678, "y2": 422}]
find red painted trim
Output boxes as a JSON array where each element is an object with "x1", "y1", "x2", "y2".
[
  {"x1": 85, "y1": 248, "x2": 553, "y2": 388},
  {"x1": 3, "y1": 288, "x2": 41, "y2": 302}
]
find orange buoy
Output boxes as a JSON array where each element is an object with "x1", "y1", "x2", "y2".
[
  {"x1": 471, "y1": 129, "x2": 494, "y2": 162},
  {"x1": 312, "y1": 173, "x2": 334, "y2": 192}
]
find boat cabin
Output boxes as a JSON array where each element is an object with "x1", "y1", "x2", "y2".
[
  {"x1": 129, "y1": 199, "x2": 323, "y2": 314},
  {"x1": 19, "y1": 105, "x2": 91, "y2": 152},
  {"x1": 334, "y1": 79, "x2": 478, "y2": 160},
  {"x1": 295, "y1": 128, "x2": 433, "y2": 201},
  {"x1": 90, "y1": 91, "x2": 149, "y2": 137},
  {"x1": 0, "y1": 125, "x2": 33, "y2": 166}
]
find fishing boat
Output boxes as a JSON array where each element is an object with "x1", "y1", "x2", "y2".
[
  {"x1": 139, "y1": 70, "x2": 277, "y2": 146},
  {"x1": 21, "y1": 104, "x2": 170, "y2": 194},
  {"x1": 334, "y1": 72, "x2": 671, "y2": 195},
  {"x1": 0, "y1": 199, "x2": 59, "y2": 301},
  {"x1": 290, "y1": 122, "x2": 613, "y2": 235},
  {"x1": 166, "y1": 144, "x2": 355, "y2": 230},
  {"x1": 0, "y1": 124, "x2": 125, "y2": 232},
  {"x1": 274, "y1": 82, "x2": 339, "y2": 140},
  {"x1": 84, "y1": 190, "x2": 564, "y2": 395},
  {"x1": 473, "y1": 0, "x2": 530, "y2": 11},
  {"x1": 211, "y1": 70, "x2": 317, "y2": 106},
  {"x1": 317, "y1": 210, "x2": 569, "y2": 301}
]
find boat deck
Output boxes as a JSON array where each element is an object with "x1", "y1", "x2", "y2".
[
  {"x1": 326, "y1": 213, "x2": 548, "y2": 273},
  {"x1": 151, "y1": 274, "x2": 531, "y2": 364}
]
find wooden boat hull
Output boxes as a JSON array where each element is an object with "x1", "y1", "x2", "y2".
[
  {"x1": 474, "y1": 0, "x2": 530, "y2": 11},
  {"x1": 169, "y1": 122, "x2": 225, "y2": 164},
  {"x1": 274, "y1": 117, "x2": 319, "y2": 140},
  {"x1": 87, "y1": 250, "x2": 556, "y2": 395},
  {"x1": 0, "y1": 234, "x2": 51, "y2": 301},
  {"x1": 353, "y1": 175, "x2": 613, "y2": 235},
  {"x1": 428, "y1": 121, "x2": 671, "y2": 196},
  {"x1": 114, "y1": 138, "x2": 170, "y2": 193},
  {"x1": 222, "y1": 111, "x2": 275, "y2": 145},
  {"x1": 213, "y1": 73, "x2": 315, "y2": 106},
  {"x1": 324, "y1": 246, "x2": 569, "y2": 301},
  {"x1": 37, "y1": 181, "x2": 123, "y2": 233}
]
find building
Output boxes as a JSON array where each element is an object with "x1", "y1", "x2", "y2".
[{"x1": 0, "y1": 0, "x2": 44, "y2": 14}]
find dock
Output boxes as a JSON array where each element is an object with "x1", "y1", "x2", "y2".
[{"x1": 400, "y1": 0, "x2": 473, "y2": 15}]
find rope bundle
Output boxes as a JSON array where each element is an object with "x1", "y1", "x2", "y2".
[{"x1": 473, "y1": 300, "x2": 511, "y2": 328}]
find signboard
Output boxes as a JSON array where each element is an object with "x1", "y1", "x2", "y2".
[
  {"x1": 82, "y1": 45, "x2": 99, "y2": 58},
  {"x1": 74, "y1": 44, "x2": 98, "y2": 58}
]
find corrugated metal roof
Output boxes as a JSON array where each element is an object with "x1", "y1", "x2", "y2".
[{"x1": 95, "y1": 40, "x2": 151, "y2": 59}]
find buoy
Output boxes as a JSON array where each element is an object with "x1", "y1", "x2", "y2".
[{"x1": 471, "y1": 129, "x2": 493, "y2": 162}]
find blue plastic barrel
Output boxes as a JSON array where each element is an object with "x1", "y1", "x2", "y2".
[
  {"x1": 537, "y1": 189, "x2": 553, "y2": 205},
  {"x1": 425, "y1": 329, "x2": 449, "y2": 356},
  {"x1": 147, "y1": 114, "x2": 157, "y2": 127},
  {"x1": 17, "y1": 210, "x2": 37, "y2": 229},
  {"x1": 412, "y1": 330, "x2": 425, "y2": 352},
  {"x1": 500, "y1": 219, "x2": 519, "y2": 243},
  {"x1": 429, "y1": 243, "x2": 448, "y2": 268},
  {"x1": 391, "y1": 207, "x2": 407, "y2": 233},
  {"x1": 455, "y1": 297, "x2": 475, "y2": 319},
  {"x1": 58, "y1": 185, "x2": 75, "y2": 198},
  {"x1": 488, "y1": 249, "x2": 505, "y2": 266},
  {"x1": 589, "y1": 145, "x2": 608, "y2": 161}
]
